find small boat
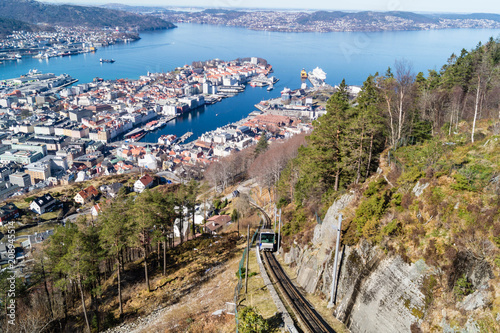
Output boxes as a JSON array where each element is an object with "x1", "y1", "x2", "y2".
[
  {"x1": 267, "y1": 83, "x2": 274, "y2": 91},
  {"x1": 100, "y1": 58, "x2": 115, "y2": 63}
]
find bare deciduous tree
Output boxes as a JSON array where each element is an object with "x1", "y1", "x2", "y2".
[{"x1": 395, "y1": 59, "x2": 415, "y2": 145}]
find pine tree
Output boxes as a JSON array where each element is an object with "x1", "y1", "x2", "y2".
[
  {"x1": 99, "y1": 196, "x2": 132, "y2": 316},
  {"x1": 351, "y1": 75, "x2": 385, "y2": 183},
  {"x1": 254, "y1": 131, "x2": 269, "y2": 157},
  {"x1": 295, "y1": 79, "x2": 352, "y2": 202},
  {"x1": 130, "y1": 190, "x2": 160, "y2": 293}
]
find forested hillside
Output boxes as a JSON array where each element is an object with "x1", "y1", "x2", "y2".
[
  {"x1": 273, "y1": 37, "x2": 500, "y2": 331},
  {"x1": 0, "y1": 0, "x2": 175, "y2": 31},
  {"x1": 0, "y1": 17, "x2": 36, "y2": 36}
]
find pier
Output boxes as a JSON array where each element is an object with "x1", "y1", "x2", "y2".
[{"x1": 178, "y1": 132, "x2": 193, "y2": 143}]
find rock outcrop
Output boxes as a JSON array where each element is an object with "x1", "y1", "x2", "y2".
[{"x1": 283, "y1": 194, "x2": 496, "y2": 333}]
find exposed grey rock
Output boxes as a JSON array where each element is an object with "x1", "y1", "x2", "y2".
[
  {"x1": 333, "y1": 246, "x2": 429, "y2": 333},
  {"x1": 457, "y1": 289, "x2": 492, "y2": 311},
  {"x1": 312, "y1": 193, "x2": 355, "y2": 250},
  {"x1": 295, "y1": 248, "x2": 324, "y2": 294},
  {"x1": 282, "y1": 192, "x2": 497, "y2": 333},
  {"x1": 464, "y1": 319, "x2": 481, "y2": 333},
  {"x1": 284, "y1": 193, "x2": 355, "y2": 294},
  {"x1": 442, "y1": 318, "x2": 482, "y2": 333},
  {"x1": 412, "y1": 181, "x2": 429, "y2": 197},
  {"x1": 284, "y1": 245, "x2": 300, "y2": 265}
]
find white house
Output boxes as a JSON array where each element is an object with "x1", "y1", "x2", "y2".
[
  {"x1": 91, "y1": 203, "x2": 103, "y2": 217},
  {"x1": 30, "y1": 194, "x2": 56, "y2": 215},
  {"x1": 134, "y1": 174, "x2": 154, "y2": 193},
  {"x1": 74, "y1": 185, "x2": 98, "y2": 205}
]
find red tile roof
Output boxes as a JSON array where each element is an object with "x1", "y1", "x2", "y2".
[{"x1": 139, "y1": 174, "x2": 154, "y2": 186}]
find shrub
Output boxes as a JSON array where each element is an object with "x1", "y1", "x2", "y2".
[
  {"x1": 383, "y1": 220, "x2": 401, "y2": 236},
  {"x1": 451, "y1": 164, "x2": 494, "y2": 192},
  {"x1": 353, "y1": 190, "x2": 391, "y2": 233},
  {"x1": 24, "y1": 196, "x2": 35, "y2": 203},
  {"x1": 421, "y1": 275, "x2": 437, "y2": 309},
  {"x1": 454, "y1": 274, "x2": 474, "y2": 299},
  {"x1": 398, "y1": 167, "x2": 424, "y2": 186},
  {"x1": 235, "y1": 268, "x2": 257, "y2": 278},
  {"x1": 238, "y1": 306, "x2": 269, "y2": 333},
  {"x1": 276, "y1": 196, "x2": 290, "y2": 209},
  {"x1": 392, "y1": 193, "x2": 403, "y2": 207},
  {"x1": 282, "y1": 206, "x2": 309, "y2": 237},
  {"x1": 364, "y1": 179, "x2": 387, "y2": 197},
  {"x1": 213, "y1": 198, "x2": 222, "y2": 210}
]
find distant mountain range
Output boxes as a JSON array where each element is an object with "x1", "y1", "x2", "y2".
[
  {"x1": 144, "y1": 8, "x2": 500, "y2": 32},
  {"x1": 0, "y1": 0, "x2": 175, "y2": 36},
  {"x1": 101, "y1": 5, "x2": 500, "y2": 23}
]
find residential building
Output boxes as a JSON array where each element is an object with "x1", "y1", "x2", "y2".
[
  {"x1": 134, "y1": 174, "x2": 154, "y2": 193},
  {"x1": 28, "y1": 136, "x2": 67, "y2": 153},
  {"x1": 0, "y1": 203, "x2": 19, "y2": 225},
  {"x1": 34, "y1": 124, "x2": 54, "y2": 136},
  {"x1": 21, "y1": 230, "x2": 54, "y2": 249},
  {"x1": 100, "y1": 182, "x2": 124, "y2": 198},
  {"x1": 30, "y1": 194, "x2": 56, "y2": 214},
  {"x1": 0, "y1": 166, "x2": 16, "y2": 182},
  {"x1": 204, "y1": 215, "x2": 232, "y2": 234},
  {"x1": 0, "y1": 182, "x2": 20, "y2": 200},
  {"x1": 91, "y1": 203, "x2": 102, "y2": 216},
  {"x1": 74, "y1": 185, "x2": 98, "y2": 205}
]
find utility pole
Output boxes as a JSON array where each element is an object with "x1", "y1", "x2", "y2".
[
  {"x1": 328, "y1": 214, "x2": 342, "y2": 308},
  {"x1": 277, "y1": 208, "x2": 281, "y2": 253},
  {"x1": 273, "y1": 205, "x2": 277, "y2": 230},
  {"x1": 245, "y1": 224, "x2": 250, "y2": 294}
]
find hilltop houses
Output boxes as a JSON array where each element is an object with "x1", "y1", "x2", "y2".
[
  {"x1": 74, "y1": 185, "x2": 99, "y2": 204},
  {"x1": 204, "y1": 215, "x2": 232, "y2": 235},
  {"x1": 30, "y1": 194, "x2": 56, "y2": 215},
  {"x1": 91, "y1": 203, "x2": 103, "y2": 216},
  {"x1": 134, "y1": 174, "x2": 154, "y2": 193},
  {"x1": 0, "y1": 203, "x2": 19, "y2": 225}
]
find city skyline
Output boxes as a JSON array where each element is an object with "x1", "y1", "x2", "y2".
[{"x1": 41, "y1": 0, "x2": 500, "y2": 15}]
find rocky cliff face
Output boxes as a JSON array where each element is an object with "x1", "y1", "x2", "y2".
[{"x1": 283, "y1": 194, "x2": 495, "y2": 333}]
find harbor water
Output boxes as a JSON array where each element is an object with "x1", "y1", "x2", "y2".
[{"x1": 1, "y1": 23, "x2": 499, "y2": 143}]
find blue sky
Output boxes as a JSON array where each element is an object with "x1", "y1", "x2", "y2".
[{"x1": 42, "y1": 0, "x2": 500, "y2": 14}]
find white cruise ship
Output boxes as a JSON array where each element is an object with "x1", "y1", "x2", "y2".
[{"x1": 308, "y1": 67, "x2": 327, "y2": 87}]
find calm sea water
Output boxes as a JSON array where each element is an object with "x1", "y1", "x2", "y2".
[{"x1": 1, "y1": 24, "x2": 499, "y2": 142}]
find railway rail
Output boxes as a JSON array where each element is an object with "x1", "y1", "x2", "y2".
[{"x1": 253, "y1": 203, "x2": 335, "y2": 333}]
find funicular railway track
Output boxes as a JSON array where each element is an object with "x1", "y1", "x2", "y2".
[{"x1": 253, "y1": 203, "x2": 335, "y2": 333}]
